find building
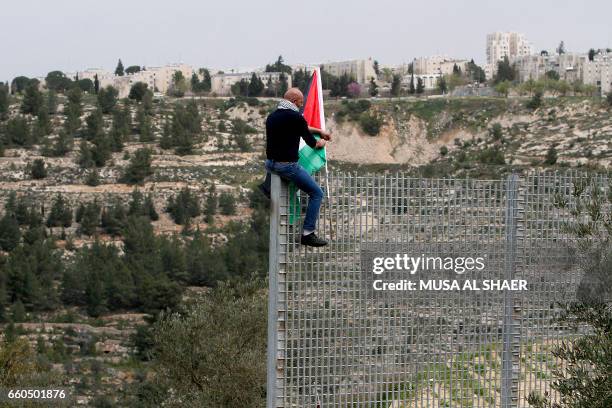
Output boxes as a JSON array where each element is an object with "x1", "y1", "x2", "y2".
[
  {"x1": 319, "y1": 58, "x2": 376, "y2": 84},
  {"x1": 210, "y1": 71, "x2": 291, "y2": 96},
  {"x1": 513, "y1": 52, "x2": 586, "y2": 83},
  {"x1": 583, "y1": 51, "x2": 612, "y2": 96},
  {"x1": 486, "y1": 32, "x2": 533, "y2": 78},
  {"x1": 77, "y1": 63, "x2": 194, "y2": 98},
  {"x1": 412, "y1": 55, "x2": 468, "y2": 76},
  {"x1": 402, "y1": 73, "x2": 441, "y2": 90}
]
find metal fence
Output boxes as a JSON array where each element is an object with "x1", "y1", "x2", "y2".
[{"x1": 266, "y1": 171, "x2": 609, "y2": 408}]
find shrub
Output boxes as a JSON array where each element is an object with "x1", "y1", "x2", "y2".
[
  {"x1": 122, "y1": 148, "x2": 153, "y2": 185},
  {"x1": 166, "y1": 187, "x2": 200, "y2": 225},
  {"x1": 526, "y1": 91, "x2": 543, "y2": 110},
  {"x1": 439, "y1": 146, "x2": 448, "y2": 156},
  {"x1": 478, "y1": 147, "x2": 505, "y2": 165},
  {"x1": 359, "y1": 112, "x2": 383, "y2": 136},
  {"x1": 30, "y1": 159, "x2": 47, "y2": 179},
  {"x1": 544, "y1": 145, "x2": 557, "y2": 165}
]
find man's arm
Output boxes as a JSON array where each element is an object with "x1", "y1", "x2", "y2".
[{"x1": 308, "y1": 126, "x2": 332, "y2": 141}]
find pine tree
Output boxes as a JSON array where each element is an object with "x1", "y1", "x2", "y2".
[
  {"x1": 115, "y1": 59, "x2": 125, "y2": 76},
  {"x1": 218, "y1": 192, "x2": 236, "y2": 216},
  {"x1": 416, "y1": 77, "x2": 425, "y2": 94},
  {"x1": 390, "y1": 75, "x2": 402, "y2": 97},
  {"x1": 46, "y1": 194, "x2": 73, "y2": 228},
  {"x1": 122, "y1": 148, "x2": 153, "y2": 184},
  {"x1": 204, "y1": 185, "x2": 217, "y2": 224},
  {"x1": 409, "y1": 73, "x2": 416, "y2": 94},
  {"x1": 77, "y1": 140, "x2": 94, "y2": 168},
  {"x1": 21, "y1": 82, "x2": 44, "y2": 115},
  {"x1": 94, "y1": 74, "x2": 100, "y2": 94},
  {"x1": 368, "y1": 78, "x2": 378, "y2": 97},
  {"x1": 0, "y1": 213, "x2": 20, "y2": 251}
]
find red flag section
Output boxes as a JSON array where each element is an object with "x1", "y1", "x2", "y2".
[{"x1": 302, "y1": 69, "x2": 322, "y2": 129}]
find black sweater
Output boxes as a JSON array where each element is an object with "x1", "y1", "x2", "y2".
[{"x1": 265, "y1": 109, "x2": 317, "y2": 162}]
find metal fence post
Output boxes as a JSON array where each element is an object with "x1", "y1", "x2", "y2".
[
  {"x1": 267, "y1": 174, "x2": 281, "y2": 408},
  {"x1": 501, "y1": 173, "x2": 520, "y2": 407}
]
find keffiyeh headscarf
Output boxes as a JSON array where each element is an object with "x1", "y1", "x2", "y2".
[{"x1": 277, "y1": 99, "x2": 299, "y2": 112}]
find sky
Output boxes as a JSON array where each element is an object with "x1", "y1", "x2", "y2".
[{"x1": 2, "y1": 0, "x2": 611, "y2": 81}]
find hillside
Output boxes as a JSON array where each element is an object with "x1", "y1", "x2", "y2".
[{"x1": 0, "y1": 92, "x2": 609, "y2": 405}]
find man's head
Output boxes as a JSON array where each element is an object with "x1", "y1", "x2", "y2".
[{"x1": 284, "y1": 88, "x2": 304, "y2": 108}]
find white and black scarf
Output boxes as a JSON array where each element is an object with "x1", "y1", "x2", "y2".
[{"x1": 277, "y1": 99, "x2": 299, "y2": 112}]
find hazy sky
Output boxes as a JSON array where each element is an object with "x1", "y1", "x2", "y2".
[{"x1": 2, "y1": 0, "x2": 611, "y2": 81}]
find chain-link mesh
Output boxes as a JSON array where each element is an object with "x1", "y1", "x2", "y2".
[{"x1": 267, "y1": 171, "x2": 609, "y2": 408}]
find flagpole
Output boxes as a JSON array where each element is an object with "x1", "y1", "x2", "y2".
[{"x1": 316, "y1": 67, "x2": 334, "y2": 240}]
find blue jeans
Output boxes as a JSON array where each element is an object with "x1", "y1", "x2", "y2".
[{"x1": 265, "y1": 160, "x2": 323, "y2": 233}]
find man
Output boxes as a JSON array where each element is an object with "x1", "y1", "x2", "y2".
[{"x1": 263, "y1": 87, "x2": 331, "y2": 247}]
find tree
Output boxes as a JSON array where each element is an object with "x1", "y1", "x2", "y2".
[
  {"x1": 10, "y1": 76, "x2": 31, "y2": 94},
  {"x1": 128, "y1": 81, "x2": 148, "y2": 102},
  {"x1": 265, "y1": 55, "x2": 292, "y2": 74},
  {"x1": 416, "y1": 77, "x2": 425, "y2": 94},
  {"x1": 52, "y1": 130, "x2": 73, "y2": 157},
  {"x1": 526, "y1": 91, "x2": 543, "y2": 110},
  {"x1": 347, "y1": 82, "x2": 361, "y2": 98},
  {"x1": 452, "y1": 63, "x2": 461, "y2": 76},
  {"x1": 115, "y1": 59, "x2": 125, "y2": 76},
  {"x1": 93, "y1": 74, "x2": 100, "y2": 94},
  {"x1": 437, "y1": 76, "x2": 448, "y2": 94},
  {"x1": 30, "y1": 159, "x2": 47, "y2": 179},
  {"x1": 76, "y1": 201, "x2": 100, "y2": 236},
  {"x1": 495, "y1": 80, "x2": 511, "y2": 97},
  {"x1": 5, "y1": 117, "x2": 31, "y2": 146},
  {"x1": 46, "y1": 194, "x2": 73, "y2": 228},
  {"x1": 45, "y1": 71, "x2": 72, "y2": 93},
  {"x1": 0, "y1": 83, "x2": 9, "y2": 120},
  {"x1": 373, "y1": 60, "x2": 380, "y2": 76},
  {"x1": 151, "y1": 280, "x2": 266, "y2": 407},
  {"x1": 77, "y1": 140, "x2": 94, "y2": 168},
  {"x1": 556, "y1": 40, "x2": 565, "y2": 55},
  {"x1": 199, "y1": 68, "x2": 212, "y2": 92},
  {"x1": 278, "y1": 73, "x2": 289, "y2": 96},
  {"x1": 170, "y1": 71, "x2": 187, "y2": 97},
  {"x1": 543, "y1": 144, "x2": 557, "y2": 165},
  {"x1": 466, "y1": 59, "x2": 486, "y2": 83},
  {"x1": 122, "y1": 148, "x2": 153, "y2": 184},
  {"x1": 606, "y1": 91, "x2": 612, "y2": 107},
  {"x1": 136, "y1": 106, "x2": 153, "y2": 142},
  {"x1": 84, "y1": 107, "x2": 104, "y2": 141},
  {"x1": 97, "y1": 86, "x2": 118, "y2": 114},
  {"x1": 545, "y1": 70, "x2": 560, "y2": 81},
  {"x1": 291, "y1": 69, "x2": 308, "y2": 93},
  {"x1": 125, "y1": 65, "x2": 141, "y2": 75},
  {"x1": 390, "y1": 74, "x2": 402, "y2": 97},
  {"x1": 0, "y1": 213, "x2": 20, "y2": 251},
  {"x1": 247, "y1": 73, "x2": 264, "y2": 97},
  {"x1": 166, "y1": 187, "x2": 200, "y2": 225},
  {"x1": 218, "y1": 192, "x2": 236, "y2": 216},
  {"x1": 21, "y1": 82, "x2": 44, "y2": 115},
  {"x1": 204, "y1": 185, "x2": 217, "y2": 224},
  {"x1": 368, "y1": 78, "x2": 378, "y2": 97},
  {"x1": 169, "y1": 101, "x2": 201, "y2": 155},
  {"x1": 494, "y1": 56, "x2": 516, "y2": 83},
  {"x1": 77, "y1": 79, "x2": 95, "y2": 93},
  {"x1": 409, "y1": 73, "x2": 416, "y2": 94}
]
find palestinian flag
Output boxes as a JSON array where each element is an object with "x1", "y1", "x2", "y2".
[
  {"x1": 289, "y1": 68, "x2": 327, "y2": 224},
  {"x1": 298, "y1": 68, "x2": 326, "y2": 174}
]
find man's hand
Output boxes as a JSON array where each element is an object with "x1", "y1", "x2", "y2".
[
  {"x1": 315, "y1": 139, "x2": 327, "y2": 149},
  {"x1": 320, "y1": 130, "x2": 332, "y2": 141}
]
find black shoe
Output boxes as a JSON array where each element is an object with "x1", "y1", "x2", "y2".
[
  {"x1": 300, "y1": 232, "x2": 328, "y2": 247},
  {"x1": 258, "y1": 182, "x2": 270, "y2": 199}
]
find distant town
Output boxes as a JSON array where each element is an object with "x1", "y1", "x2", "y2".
[{"x1": 4, "y1": 31, "x2": 612, "y2": 100}]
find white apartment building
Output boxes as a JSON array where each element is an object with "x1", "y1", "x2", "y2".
[
  {"x1": 486, "y1": 32, "x2": 533, "y2": 78},
  {"x1": 319, "y1": 58, "x2": 376, "y2": 84},
  {"x1": 402, "y1": 73, "x2": 441, "y2": 90},
  {"x1": 210, "y1": 72, "x2": 291, "y2": 96},
  {"x1": 583, "y1": 51, "x2": 612, "y2": 96},
  {"x1": 412, "y1": 55, "x2": 468, "y2": 76},
  {"x1": 77, "y1": 64, "x2": 194, "y2": 98},
  {"x1": 513, "y1": 53, "x2": 585, "y2": 83}
]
